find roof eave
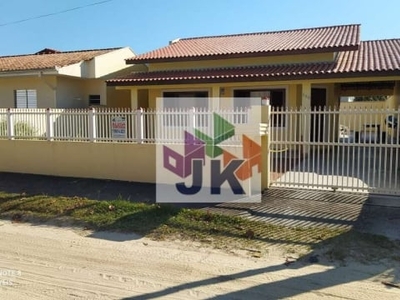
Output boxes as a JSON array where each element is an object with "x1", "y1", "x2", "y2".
[
  {"x1": 106, "y1": 70, "x2": 400, "y2": 86},
  {"x1": 0, "y1": 68, "x2": 59, "y2": 77},
  {"x1": 125, "y1": 45, "x2": 360, "y2": 64}
]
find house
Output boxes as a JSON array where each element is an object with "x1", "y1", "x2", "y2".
[
  {"x1": 107, "y1": 24, "x2": 400, "y2": 142},
  {"x1": 0, "y1": 47, "x2": 142, "y2": 108}
]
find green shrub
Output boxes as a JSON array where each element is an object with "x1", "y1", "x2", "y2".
[
  {"x1": 0, "y1": 120, "x2": 37, "y2": 137},
  {"x1": 0, "y1": 120, "x2": 7, "y2": 137}
]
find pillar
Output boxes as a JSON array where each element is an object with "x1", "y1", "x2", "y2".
[
  {"x1": 130, "y1": 88, "x2": 138, "y2": 109},
  {"x1": 211, "y1": 86, "x2": 221, "y2": 110},
  {"x1": 261, "y1": 105, "x2": 270, "y2": 190},
  {"x1": 302, "y1": 83, "x2": 311, "y2": 154}
]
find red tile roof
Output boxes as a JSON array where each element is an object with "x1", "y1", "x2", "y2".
[
  {"x1": 107, "y1": 40, "x2": 400, "y2": 85},
  {"x1": 0, "y1": 48, "x2": 122, "y2": 72},
  {"x1": 126, "y1": 24, "x2": 360, "y2": 63}
]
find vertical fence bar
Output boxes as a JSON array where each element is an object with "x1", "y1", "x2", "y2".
[
  {"x1": 7, "y1": 108, "x2": 14, "y2": 140},
  {"x1": 136, "y1": 108, "x2": 144, "y2": 143},
  {"x1": 89, "y1": 107, "x2": 96, "y2": 142},
  {"x1": 46, "y1": 108, "x2": 53, "y2": 141}
]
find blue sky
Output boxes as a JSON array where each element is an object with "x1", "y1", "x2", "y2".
[{"x1": 1, "y1": 0, "x2": 399, "y2": 56}]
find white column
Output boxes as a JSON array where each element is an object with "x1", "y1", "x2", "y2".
[
  {"x1": 211, "y1": 86, "x2": 220, "y2": 110},
  {"x1": 302, "y1": 83, "x2": 312, "y2": 154},
  {"x1": 301, "y1": 83, "x2": 311, "y2": 108},
  {"x1": 130, "y1": 88, "x2": 138, "y2": 109}
]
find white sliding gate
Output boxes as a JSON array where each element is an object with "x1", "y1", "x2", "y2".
[{"x1": 269, "y1": 106, "x2": 400, "y2": 195}]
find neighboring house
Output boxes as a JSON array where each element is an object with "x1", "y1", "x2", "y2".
[
  {"x1": 107, "y1": 24, "x2": 400, "y2": 141},
  {"x1": 0, "y1": 47, "x2": 140, "y2": 108}
]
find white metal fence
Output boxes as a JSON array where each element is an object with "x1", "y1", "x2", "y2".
[
  {"x1": 0, "y1": 108, "x2": 248, "y2": 145},
  {"x1": 269, "y1": 106, "x2": 400, "y2": 195}
]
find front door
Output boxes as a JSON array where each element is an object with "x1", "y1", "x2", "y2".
[{"x1": 310, "y1": 88, "x2": 326, "y2": 142}]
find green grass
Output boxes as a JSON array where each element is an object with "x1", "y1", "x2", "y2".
[{"x1": 1, "y1": 191, "x2": 399, "y2": 261}]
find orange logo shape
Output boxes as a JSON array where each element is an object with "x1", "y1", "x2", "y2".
[{"x1": 223, "y1": 135, "x2": 261, "y2": 181}]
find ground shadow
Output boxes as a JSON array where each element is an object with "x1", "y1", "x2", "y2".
[
  {"x1": 86, "y1": 231, "x2": 142, "y2": 242},
  {"x1": 0, "y1": 172, "x2": 156, "y2": 202},
  {"x1": 121, "y1": 249, "x2": 394, "y2": 300},
  {"x1": 119, "y1": 201, "x2": 400, "y2": 299}
]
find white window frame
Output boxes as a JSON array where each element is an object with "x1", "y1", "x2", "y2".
[{"x1": 15, "y1": 89, "x2": 37, "y2": 108}]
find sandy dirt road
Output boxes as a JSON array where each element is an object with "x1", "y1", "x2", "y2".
[{"x1": 0, "y1": 221, "x2": 399, "y2": 300}]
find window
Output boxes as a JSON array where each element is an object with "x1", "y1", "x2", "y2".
[
  {"x1": 234, "y1": 89, "x2": 286, "y2": 127},
  {"x1": 15, "y1": 89, "x2": 37, "y2": 108},
  {"x1": 162, "y1": 91, "x2": 209, "y2": 127},
  {"x1": 89, "y1": 95, "x2": 101, "y2": 105}
]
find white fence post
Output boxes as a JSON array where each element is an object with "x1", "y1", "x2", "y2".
[
  {"x1": 46, "y1": 108, "x2": 53, "y2": 141},
  {"x1": 7, "y1": 108, "x2": 14, "y2": 140},
  {"x1": 89, "y1": 107, "x2": 97, "y2": 142},
  {"x1": 190, "y1": 107, "x2": 196, "y2": 130},
  {"x1": 264, "y1": 104, "x2": 271, "y2": 189},
  {"x1": 136, "y1": 108, "x2": 144, "y2": 143}
]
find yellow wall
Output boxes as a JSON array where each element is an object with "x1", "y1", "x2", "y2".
[
  {"x1": 0, "y1": 76, "x2": 56, "y2": 108},
  {"x1": 339, "y1": 88, "x2": 393, "y2": 97},
  {"x1": 0, "y1": 140, "x2": 156, "y2": 183},
  {"x1": 107, "y1": 86, "x2": 131, "y2": 108},
  {"x1": 339, "y1": 99, "x2": 395, "y2": 133},
  {"x1": 148, "y1": 52, "x2": 335, "y2": 71},
  {"x1": 144, "y1": 82, "x2": 300, "y2": 109}
]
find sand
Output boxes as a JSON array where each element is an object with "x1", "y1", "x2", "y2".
[{"x1": 0, "y1": 221, "x2": 399, "y2": 299}]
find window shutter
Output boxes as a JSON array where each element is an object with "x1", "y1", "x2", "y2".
[
  {"x1": 15, "y1": 90, "x2": 27, "y2": 108},
  {"x1": 27, "y1": 90, "x2": 37, "y2": 108}
]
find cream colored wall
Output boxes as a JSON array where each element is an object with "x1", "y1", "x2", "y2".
[
  {"x1": 0, "y1": 140, "x2": 156, "y2": 183},
  {"x1": 56, "y1": 77, "x2": 109, "y2": 108},
  {"x1": 82, "y1": 79, "x2": 107, "y2": 105},
  {"x1": 56, "y1": 77, "x2": 86, "y2": 108},
  {"x1": 58, "y1": 61, "x2": 88, "y2": 78},
  {"x1": 0, "y1": 76, "x2": 56, "y2": 108},
  {"x1": 58, "y1": 48, "x2": 137, "y2": 79},
  {"x1": 148, "y1": 52, "x2": 335, "y2": 71},
  {"x1": 94, "y1": 47, "x2": 136, "y2": 78}
]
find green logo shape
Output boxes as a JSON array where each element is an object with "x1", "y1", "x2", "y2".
[{"x1": 195, "y1": 113, "x2": 235, "y2": 158}]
